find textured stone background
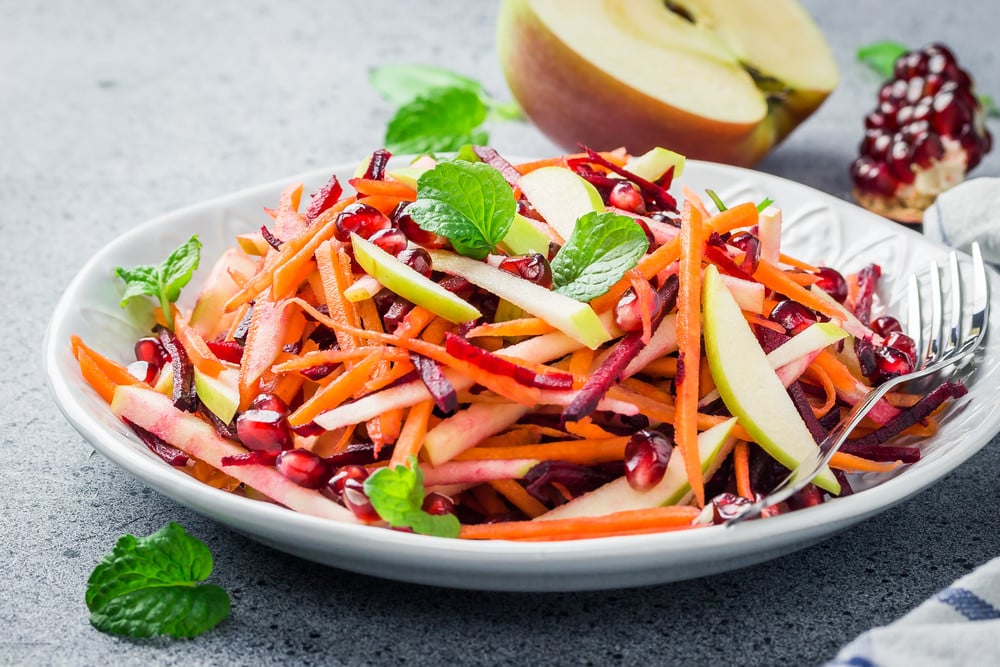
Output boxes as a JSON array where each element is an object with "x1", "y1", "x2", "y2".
[{"x1": 3, "y1": 1, "x2": 998, "y2": 664}]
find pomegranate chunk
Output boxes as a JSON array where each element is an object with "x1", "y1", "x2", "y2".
[
  {"x1": 276, "y1": 449, "x2": 330, "y2": 489},
  {"x1": 624, "y1": 430, "x2": 674, "y2": 491},
  {"x1": 333, "y1": 203, "x2": 391, "y2": 242},
  {"x1": 236, "y1": 393, "x2": 293, "y2": 454}
]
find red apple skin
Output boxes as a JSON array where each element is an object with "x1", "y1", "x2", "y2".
[{"x1": 496, "y1": 0, "x2": 831, "y2": 167}]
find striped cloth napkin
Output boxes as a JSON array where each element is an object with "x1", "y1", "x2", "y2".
[{"x1": 826, "y1": 556, "x2": 1000, "y2": 666}]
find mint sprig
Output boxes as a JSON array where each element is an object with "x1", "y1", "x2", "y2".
[
  {"x1": 406, "y1": 160, "x2": 516, "y2": 260},
  {"x1": 115, "y1": 235, "x2": 201, "y2": 330},
  {"x1": 86, "y1": 522, "x2": 230, "y2": 638},
  {"x1": 372, "y1": 64, "x2": 521, "y2": 154},
  {"x1": 856, "y1": 41, "x2": 909, "y2": 79},
  {"x1": 551, "y1": 212, "x2": 649, "y2": 302},
  {"x1": 363, "y1": 457, "x2": 461, "y2": 538}
]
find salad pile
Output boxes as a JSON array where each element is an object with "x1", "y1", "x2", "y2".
[{"x1": 71, "y1": 146, "x2": 967, "y2": 540}]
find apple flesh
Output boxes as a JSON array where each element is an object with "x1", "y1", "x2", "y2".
[
  {"x1": 193, "y1": 366, "x2": 241, "y2": 424},
  {"x1": 624, "y1": 147, "x2": 686, "y2": 182},
  {"x1": 516, "y1": 166, "x2": 604, "y2": 241},
  {"x1": 702, "y1": 264, "x2": 840, "y2": 494},
  {"x1": 496, "y1": 0, "x2": 838, "y2": 166}
]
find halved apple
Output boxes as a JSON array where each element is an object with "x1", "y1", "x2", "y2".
[{"x1": 496, "y1": 0, "x2": 838, "y2": 166}]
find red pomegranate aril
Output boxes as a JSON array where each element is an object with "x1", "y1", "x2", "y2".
[
  {"x1": 322, "y1": 464, "x2": 369, "y2": 502},
  {"x1": 394, "y1": 203, "x2": 450, "y2": 248},
  {"x1": 422, "y1": 492, "x2": 457, "y2": 516},
  {"x1": 624, "y1": 430, "x2": 673, "y2": 491},
  {"x1": 368, "y1": 227, "x2": 408, "y2": 256},
  {"x1": 814, "y1": 267, "x2": 848, "y2": 303},
  {"x1": 769, "y1": 300, "x2": 818, "y2": 335},
  {"x1": 275, "y1": 448, "x2": 330, "y2": 489},
  {"x1": 885, "y1": 331, "x2": 919, "y2": 365},
  {"x1": 342, "y1": 478, "x2": 381, "y2": 522},
  {"x1": 135, "y1": 336, "x2": 168, "y2": 370},
  {"x1": 498, "y1": 252, "x2": 553, "y2": 288},
  {"x1": 608, "y1": 181, "x2": 646, "y2": 214},
  {"x1": 127, "y1": 360, "x2": 157, "y2": 384},
  {"x1": 236, "y1": 398, "x2": 293, "y2": 454},
  {"x1": 249, "y1": 392, "x2": 289, "y2": 414},
  {"x1": 711, "y1": 492, "x2": 752, "y2": 524},
  {"x1": 614, "y1": 287, "x2": 664, "y2": 333},
  {"x1": 396, "y1": 247, "x2": 432, "y2": 278},
  {"x1": 333, "y1": 202, "x2": 391, "y2": 242},
  {"x1": 870, "y1": 315, "x2": 903, "y2": 337},
  {"x1": 875, "y1": 346, "x2": 914, "y2": 382}
]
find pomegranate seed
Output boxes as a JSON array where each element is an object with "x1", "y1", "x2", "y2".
[
  {"x1": 613, "y1": 287, "x2": 664, "y2": 333},
  {"x1": 498, "y1": 252, "x2": 553, "y2": 288},
  {"x1": 342, "y1": 478, "x2": 380, "y2": 522},
  {"x1": 711, "y1": 492, "x2": 752, "y2": 523},
  {"x1": 608, "y1": 181, "x2": 646, "y2": 214},
  {"x1": 855, "y1": 337, "x2": 879, "y2": 378},
  {"x1": 885, "y1": 331, "x2": 919, "y2": 366},
  {"x1": 396, "y1": 247, "x2": 432, "y2": 278},
  {"x1": 393, "y1": 202, "x2": 450, "y2": 248},
  {"x1": 322, "y1": 464, "x2": 369, "y2": 502},
  {"x1": 275, "y1": 449, "x2": 330, "y2": 489},
  {"x1": 135, "y1": 337, "x2": 168, "y2": 370},
  {"x1": 814, "y1": 267, "x2": 848, "y2": 303},
  {"x1": 769, "y1": 300, "x2": 818, "y2": 335},
  {"x1": 237, "y1": 394, "x2": 292, "y2": 454},
  {"x1": 333, "y1": 202, "x2": 391, "y2": 242},
  {"x1": 368, "y1": 227, "x2": 408, "y2": 256},
  {"x1": 870, "y1": 315, "x2": 903, "y2": 336},
  {"x1": 127, "y1": 360, "x2": 157, "y2": 384},
  {"x1": 422, "y1": 492, "x2": 457, "y2": 516},
  {"x1": 875, "y1": 346, "x2": 914, "y2": 381},
  {"x1": 624, "y1": 430, "x2": 673, "y2": 491}
]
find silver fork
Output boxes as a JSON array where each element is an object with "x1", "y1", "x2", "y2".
[{"x1": 725, "y1": 242, "x2": 990, "y2": 526}]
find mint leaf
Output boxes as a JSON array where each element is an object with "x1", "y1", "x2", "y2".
[
  {"x1": 370, "y1": 64, "x2": 482, "y2": 107},
  {"x1": 857, "y1": 41, "x2": 909, "y2": 79},
  {"x1": 406, "y1": 160, "x2": 516, "y2": 259},
  {"x1": 86, "y1": 522, "x2": 230, "y2": 638},
  {"x1": 981, "y1": 94, "x2": 1000, "y2": 118},
  {"x1": 115, "y1": 235, "x2": 201, "y2": 330},
  {"x1": 364, "y1": 457, "x2": 461, "y2": 538},
  {"x1": 705, "y1": 189, "x2": 728, "y2": 212},
  {"x1": 385, "y1": 87, "x2": 488, "y2": 155},
  {"x1": 551, "y1": 212, "x2": 650, "y2": 302}
]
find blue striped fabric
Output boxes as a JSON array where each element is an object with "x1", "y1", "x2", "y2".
[{"x1": 934, "y1": 588, "x2": 1000, "y2": 621}]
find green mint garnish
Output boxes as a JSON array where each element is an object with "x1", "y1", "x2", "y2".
[
  {"x1": 856, "y1": 41, "x2": 909, "y2": 79},
  {"x1": 406, "y1": 160, "x2": 516, "y2": 260},
  {"x1": 756, "y1": 197, "x2": 775, "y2": 212},
  {"x1": 373, "y1": 65, "x2": 521, "y2": 153},
  {"x1": 114, "y1": 235, "x2": 201, "y2": 330},
  {"x1": 705, "y1": 188, "x2": 728, "y2": 212},
  {"x1": 364, "y1": 457, "x2": 461, "y2": 538},
  {"x1": 981, "y1": 94, "x2": 1000, "y2": 118},
  {"x1": 86, "y1": 522, "x2": 230, "y2": 639},
  {"x1": 551, "y1": 211, "x2": 650, "y2": 302}
]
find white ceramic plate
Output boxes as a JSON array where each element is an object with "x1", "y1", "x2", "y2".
[{"x1": 44, "y1": 159, "x2": 1000, "y2": 591}]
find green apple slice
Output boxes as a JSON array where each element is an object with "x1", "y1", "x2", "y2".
[
  {"x1": 517, "y1": 166, "x2": 604, "y2": 241},
  {"x1": 703, "y1": 264, "x2": 840, "y2": 494},
  {"x1": 540, "y1": 417, "x2": 737, "y2": 519},
  {"x1": 193, "y1": 366, "x2": 240, "y2": 424},
  {"x1": 351, "y1": 234, "x2": 481, "y2": 323},
  {"x1": 497, "y1": 213, "x2": 552, "y2": 256},
  {"x1": 624, "y1": 146, "x2": 686, "y2": 181},
  {"x1": 428, "y1": 249, "x2": 611, "y2": 349}
]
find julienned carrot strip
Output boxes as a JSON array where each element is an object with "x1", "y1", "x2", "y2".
[
  {"x1": 272, "y1": 256, "x2": 317, "y2": 300},
  {"x1": 514, "y1": 524, "x2": 701, "y2": 541},
  {"x1": 803, "y1": 363, "x2": 837, "y2": 418},
  {"x1": 419, "y1": 316, "x2": 451, "y2": 345},
  {"x1": 675, "y1": 199, "x2": 706, "y2": 507},
  {"x1": 811, "y1": 350, "x2": 864, "y2": 396},
  {"x1": 273, "y1": 347, "x2": 409, "y2": 373},
  {"x1": 568, "y1": 347, "x2": 594, "y2": 385},
  {"x1": 829, "y1": 451, "x2": 904, "y2": 474},
  {"x1": 71, "y1": 336, "x2": 144, "y2": 388},
  {"x1": 681, "y1": 186, "x2": 712, "y2": 220},
  {"x1": 734, "y1": 441, "x2": 752, "y2": 499},
  {"x1": 785, "y1": 271, "x2": 820, "y2": 287},
  {"x1": 513, "y1": 150, "x2": 626, "y2": 176},
  {"x1": 74, "y1": 341, "x2": 143, "y2": 403},
  {"x1": 639, "y1": 356, "x2": 677, "y2": 378},
  {"x1": 289, "y1": 297, "x2": 542, "y2": 407},
  {"x1": 488, "y1": 479, "x2": 548, "y2": 519},
  {"x1": 389, "y1": 400, "x2": 434, "y2": 467},
  {"x1": 363, "y1": 360, "x2": 415, "y2": 393},
  {"x1": 470, "y1": 484, "x2": 509, "y2": 516},
  {"x1": 224, "y1": 195, "x2": 357, "y2": 312},
  {"x1": 287, "y1": 350, "x2": 383, "y2": 427},
  {"x1": 172, "y1": 308, "x2": 225, "y2": 377},
  {"x1": 314, "y1": 241, "x2": 359, "y2": 352},
  {"x1": 455, "y1": 437, "x2": 628, "y2": 465},
  {"x1": 592, "y1": 201, "x2": 760, "y2": 313},
  {"x1": 619, "y1": 377, "x2": 673, "y2": 404},
  {"x1": 744, "y1": 311, "x2": 786, "y2": 334},
  {"x1": 562, "y1": 417, "x2": 615, "y2": 440},
  {"x1": 476, "y1": 429, "x2": 542, "y2": 448},
  {"x1": 752, "y1": 261, "x2": 841, "y2": 319},
  {"x1": 465, "y1": 318, "x2": 556, "y2": 339},
  {"x1": 698, "y1": 356, "x2": 716, "y2": 400},
  {"x1": 628, "y1": 269, "x2": 656, "y2": 345},
  {"x1": 350, "y1": 178, "x2": 417, "y2": 200},
  {"x1": 607, "y1": 386, "x2": 753, "y2": 441},
  {"x1": 357, "y1": 195, "x2": 406, "y2": 215},
  {"x1": 356, "y1": 296, "x2": 402, "y2": 447},
  {"x1": 459, "y1": 505, "x2": 701, "y2": 540},
  {"x1": 779, "y1": 253, "x2": 819, "y2": 273},
  {"x1": 394, "y1": 306, "x2": 436, "y2": 340}
]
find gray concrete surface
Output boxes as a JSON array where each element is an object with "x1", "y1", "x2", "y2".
[{"x1": 3, "y1": 1, "x2": 999, "y2": 664}]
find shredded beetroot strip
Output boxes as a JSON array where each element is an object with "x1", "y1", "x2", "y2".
[
  {"x1": 125, "y1": 419, "x2": 189, "y2": 466},
  {"x1": 362, "y1": 148, "x2": 392, "y2": 181},
  {"x1": 443, "y1": 333, "x2": 573, "y2": 390},
  {"x1": 260, "y1": 224, "x2": 283, "y2": 250},
  {"x1": 852, "y1": 264, "x2": 882, "y2": 324},
  {"x1": 157, "y1": 328, "x2": 198, "y2": 412},
  {"x1": 326, "y1": 441, "x2": 394, "y2": 467},
  {"x1": 582, "y1": 147, "x2": 678, "y2": 212},
  {"x1": 220, "y1": 451, "x2": 278, "y2": 467},
  {"x1": 847, "y1": 381, "x2": 967, "y2": 448},
  {"x1": 304, "y1": 173, "x2": 344, "y2": 224},
  {"x1": 409, "y1": 352, "x2": 458, "y2": 414},
  {"x1": 838, "y1": 442, "x2": 921, "y2": 463},
  {"x1": 788, "y1": 382, "x2": 827, "y2": 445},
  {"x1": 704, "y1": 238, "x2": 754, "y2": 281},
  {"x1": 472, "y1": 146, "x2": 521, "y2": 187}
]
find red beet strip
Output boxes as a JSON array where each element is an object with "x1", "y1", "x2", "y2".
[
  {"x1": 838, "y1": 442, "x2": 921, "y2": 463},
  {"x1": 260, "y1": 224, "x2": 284, "y2": 250},
  {"x1": 220, "y1": 451, "x2": 278, "y2": 467},
  {"x1": 304, "y1": 173, "x2": 344, "y2": 224},
  {"x1": 846, "y1": 381, "x2": 967, "y2": 448},
  {"x1": 443, "y1": 333, "x2": 574, "y2": 390},
  {"x1": 362, "y1": 148, "x2": 392, "y2": 181},
  {"x1": 409, "y1": 352, "x2": 458, "y2": 414},
  {"x1": 704, "y1": 237, "x2": 754, "y2": 281},
  {"x1": 157, "y1": 328, "x2": 198, "y2": 412},
  {"x1": 125, "y1": 419, "x2": 189, "y2": 466},
  {"x1": 206, "y1": 339, "x2": 244, "y2": 364},
  {"x1": 787, "y1": 382, "x2": 827, "y2": 445},
  {"x1": 582, "y1": 147, "x2": 678, "y2": 212},
  {"x1": 852, "y1": 264, "x2": 882, "y2": 325},
  {"x1": 472, "y1": 146, "x2": 522, "y2": 187}
]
